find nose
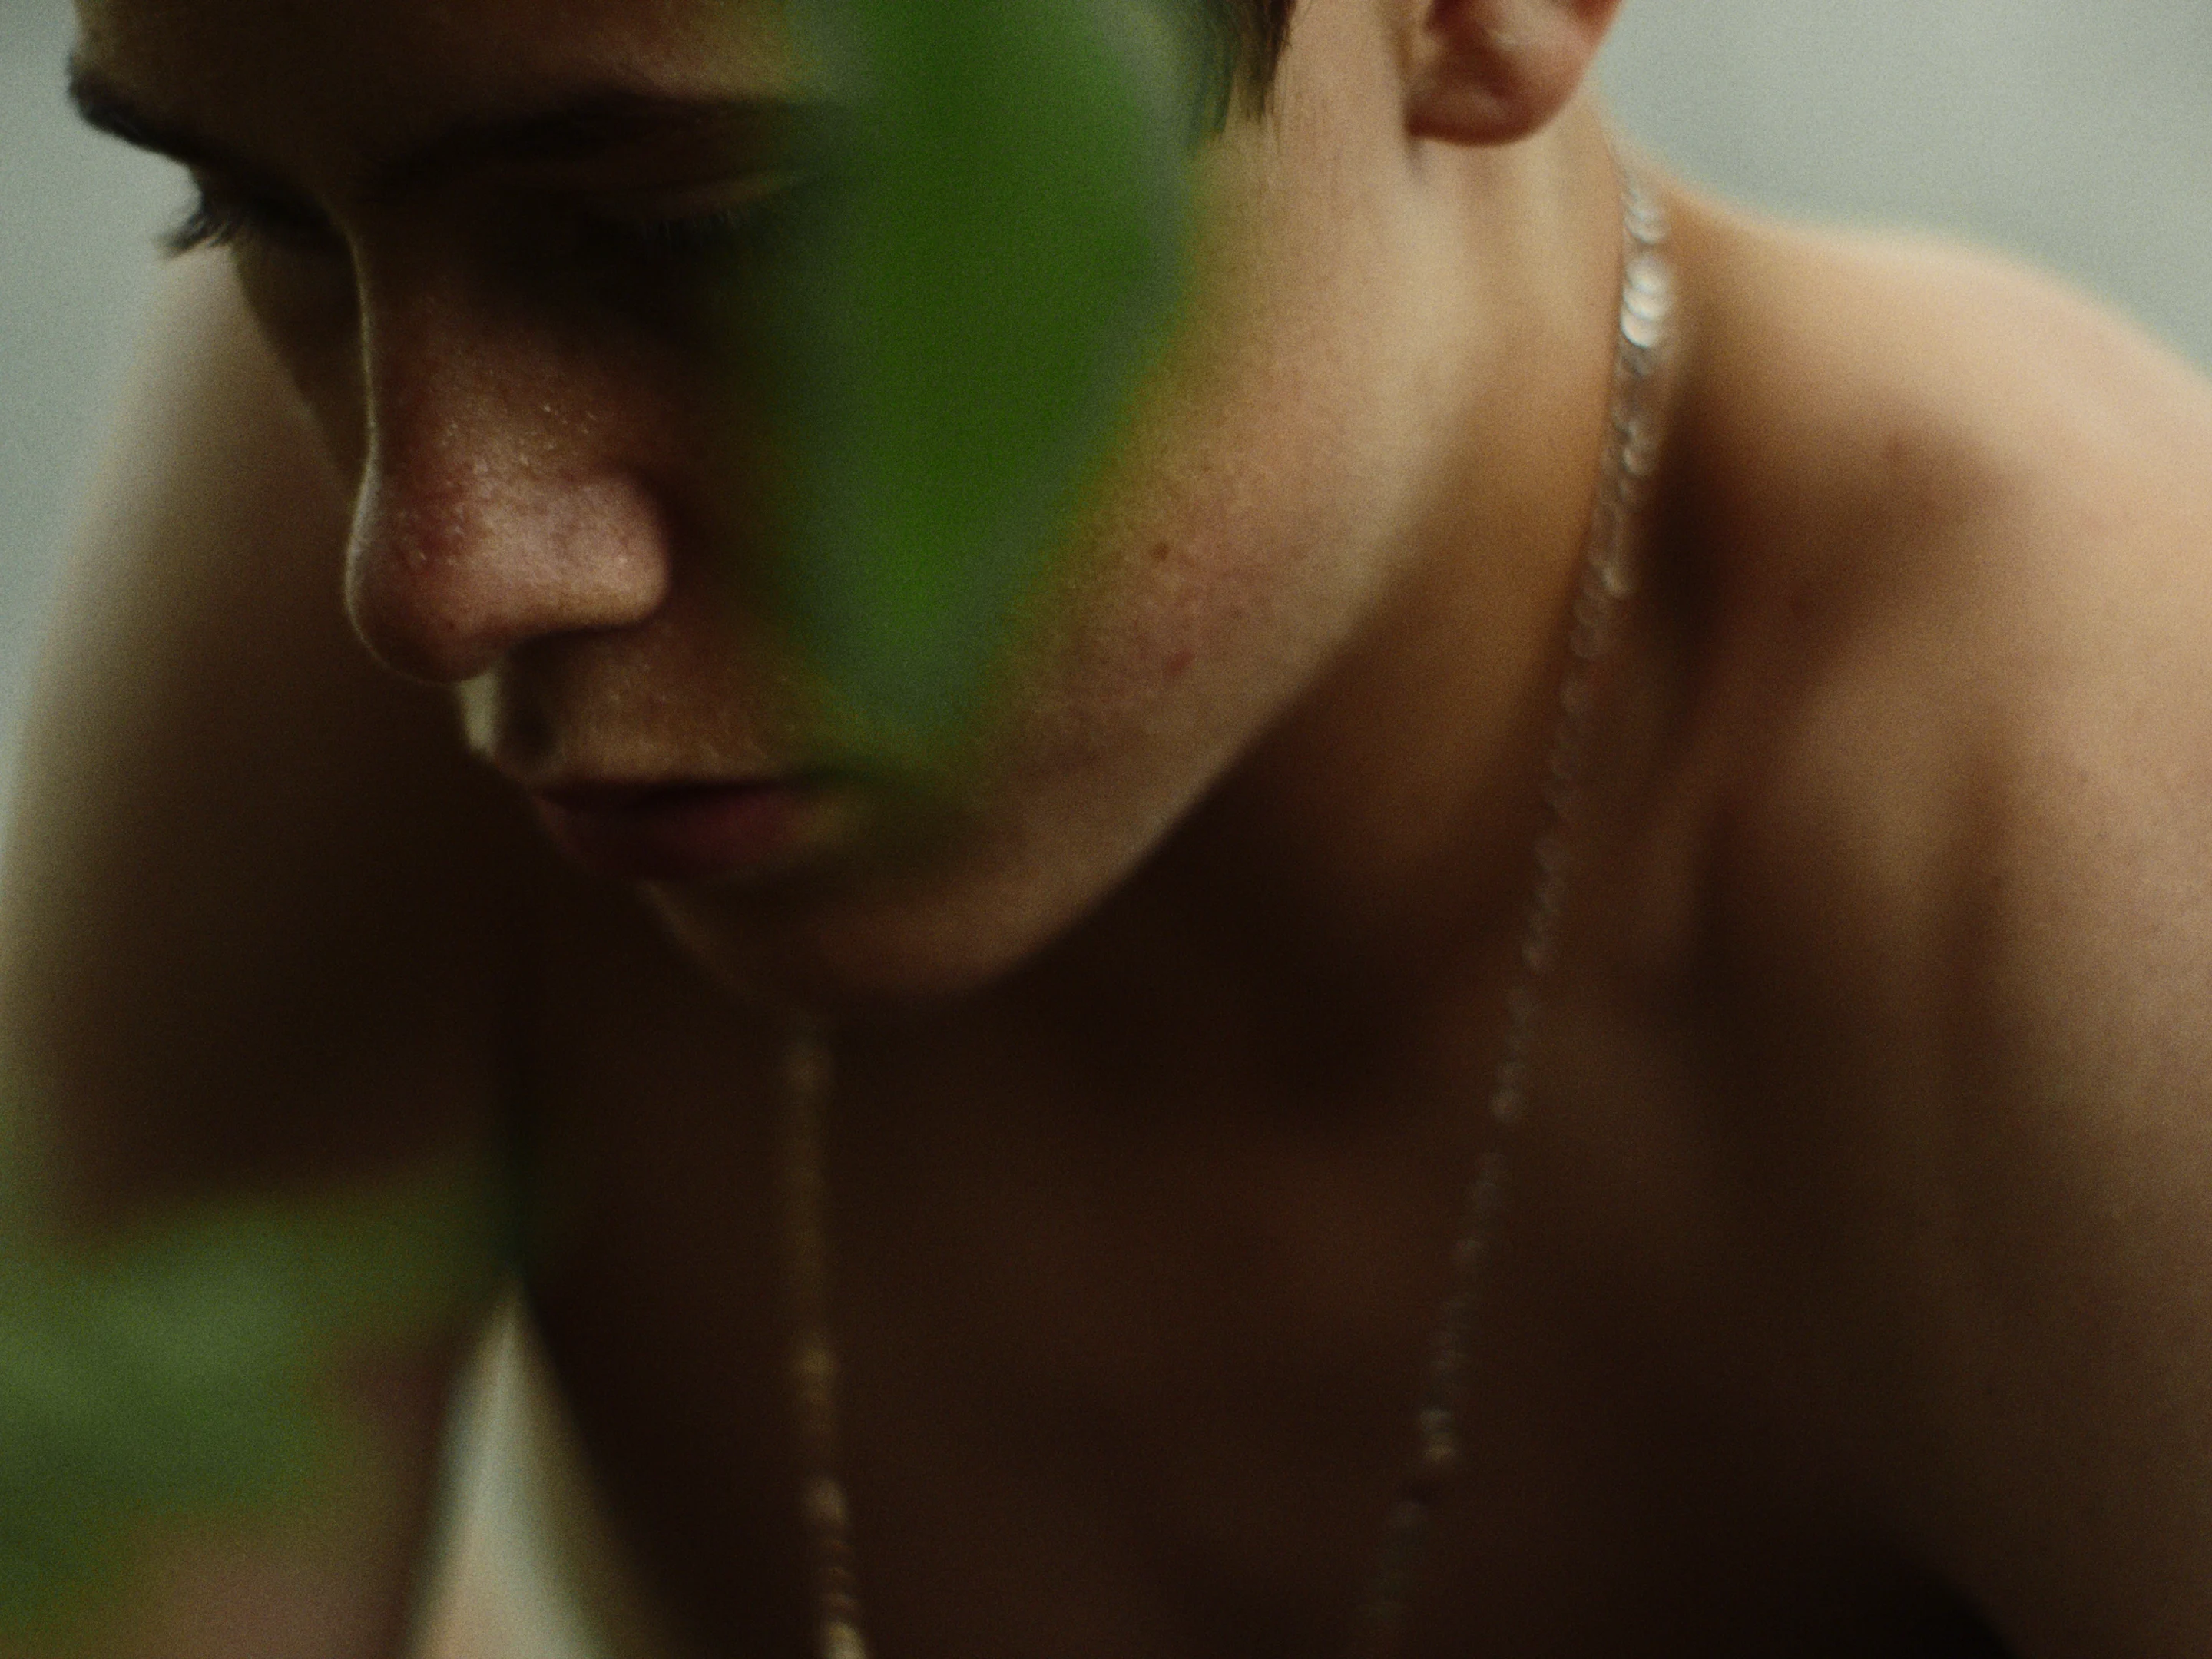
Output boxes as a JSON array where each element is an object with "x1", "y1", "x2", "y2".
[{"x1": 344, "y1": 288, "x2": 674, "y2": 684}]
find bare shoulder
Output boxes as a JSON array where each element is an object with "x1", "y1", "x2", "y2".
[
  {"x1": 1674, "y1": 194, "x2": 2212, "y2": 1036},
  {"x1": 0, "y1": 252, "x2": 531, "y2": 1216},
  {"x1": 1661, "y1": 198, "x2": 2212, "y2": 1651},
  {"x1": 0, "y1": 257, "x2": 548, "y2": 1654}
]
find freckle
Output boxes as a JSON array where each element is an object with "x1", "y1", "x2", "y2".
[{"x1": 1150, "y1": 540, "x2": 1174, "y2": 564}]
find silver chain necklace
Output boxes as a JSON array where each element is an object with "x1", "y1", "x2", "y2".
[{"x1": 780, "y1": 161, "x2": 1675, "y2": 1659}]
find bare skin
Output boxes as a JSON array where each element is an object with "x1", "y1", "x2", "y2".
[{"x1": 8, "y1": 0, "x2": 2212, "y2": 1654}]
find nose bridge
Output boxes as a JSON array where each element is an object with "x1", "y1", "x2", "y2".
[{"x1": 346, "y1": 275, "x2": 673, "y2": 683}]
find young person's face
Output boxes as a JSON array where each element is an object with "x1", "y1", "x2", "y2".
[{"x1": 74, "y1": 0, "x2": 1454, "y2": 1008}]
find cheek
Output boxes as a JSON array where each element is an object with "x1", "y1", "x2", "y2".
[
  {"x1": 1012, "y1": 323, "x2": 1406, "y2": 760},
  {"x1": 987, "y1": 484, "x2": 1357, "y2": 828}
]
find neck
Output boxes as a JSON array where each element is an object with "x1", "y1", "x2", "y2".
[{"x1": 989, "y1": 107, "x2": 1661, "y2": 1116}]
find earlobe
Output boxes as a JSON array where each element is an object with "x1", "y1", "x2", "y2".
[{"x1": 1402, "y1": 0, "x2": 1623, "y2": 146}]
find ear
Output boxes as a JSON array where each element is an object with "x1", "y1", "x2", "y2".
[{"x1": 1400, "y1": 0, "x2": 1624, "y2": 145}]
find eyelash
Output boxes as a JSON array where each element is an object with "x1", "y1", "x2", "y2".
[
  {"x1": 162, "y1": 186, "x2": 803, "y2": 267},
  {"x1": 161, "y1": 189, "x2": 341, "y2": 260},
  {"x1": 579, "y1": 187, "x2": 811, "y2": 266}
]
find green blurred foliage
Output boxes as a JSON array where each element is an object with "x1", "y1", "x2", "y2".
[
  {"x1": 0, "y1": 1139, "x2": 505, "y2": 1639},
  {"x1": 769, "y1": 0, "x2": 1204, "y2": 764}
]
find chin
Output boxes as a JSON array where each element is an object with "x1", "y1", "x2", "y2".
[
  {"x1": 613, "y1": 634, "x2": 1264, "y2": 1019},
  {"x1": 638, "y1": 843, "x2": 1118, "y2": 1022}
]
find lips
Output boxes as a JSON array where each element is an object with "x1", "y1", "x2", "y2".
[{"x1": 531, "y1": 779, "x2": 825, "y2": 882}]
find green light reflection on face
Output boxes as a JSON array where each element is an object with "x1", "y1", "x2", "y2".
[{"x1": 765, "y1": 0, "x2": 1203, "y2": 767}]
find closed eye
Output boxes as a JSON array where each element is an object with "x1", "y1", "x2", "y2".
[
  {"x1": 161, "y1": 182, "x2": 346, "y2": 260},
  {"x1": 585, "y1": 203, "x2": 775, "y2": 261},
  {"x1": 576, "y1": 172, "x2": 826, "y2": 269}
]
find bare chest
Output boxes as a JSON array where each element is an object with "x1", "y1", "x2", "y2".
[{"x1": 506, "y1": 891, "x2": 2008, "y2": 1659}]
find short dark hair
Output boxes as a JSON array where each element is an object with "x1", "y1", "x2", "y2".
[{"x1": 1196, "y1": 0, "x2": 1297, "y2": 124}]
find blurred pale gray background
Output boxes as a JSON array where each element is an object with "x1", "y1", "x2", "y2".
[{"x1": 4, "y1": 0, "x2": 2212, "y2": 802}]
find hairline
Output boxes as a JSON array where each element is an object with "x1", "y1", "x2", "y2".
[{"x1": 1199, "y1": 0, "x2": 1298, "y2": 127}]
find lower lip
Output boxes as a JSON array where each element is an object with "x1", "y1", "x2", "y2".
[{"x1": 533, "y1": 783, "x2": 826, "y2": 882}]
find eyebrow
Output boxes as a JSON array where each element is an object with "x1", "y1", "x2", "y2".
[
  {"x1": 69, "y1": 57, "x2": 241, "y2": 175},
  {"x1": 66, "y1": 54, "x2": 815, "y2": 200}
]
